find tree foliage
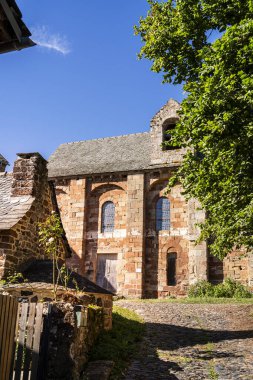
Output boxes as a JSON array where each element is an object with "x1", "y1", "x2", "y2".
[{"x1": 136, "y1": 0, "x2": 253, "y2": 258}]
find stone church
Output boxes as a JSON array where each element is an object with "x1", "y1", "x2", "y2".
[{"x1": 48, "y1": 99, "x2": 253, "y2": 298}]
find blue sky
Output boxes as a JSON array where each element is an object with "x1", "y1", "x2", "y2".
[{"x1": 1, "y1": 0, "x2": 183, "y2": 168}]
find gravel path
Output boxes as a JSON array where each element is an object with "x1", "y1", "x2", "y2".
[{"x1": 117, "y1": 301, "x2": 253, "y2": 380}]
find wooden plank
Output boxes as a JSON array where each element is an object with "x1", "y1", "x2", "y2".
[
  {"x1": 0, "y1": 294, "x2": 5, "y2": 378},
  {"x1": 23, "y1": 303, "x2": 36, "y2": 380},
  {"x1": 1, "y1": 295, "x2": 11, "y2": 380},
  {"x1": 0, "y1": 294, "x2": 6, "y2": 358},
  {"x1": 3, "y1": 297, "x2": 12, "y2": 379},
  {"x1": 5, "y1": 297, "x2": 18, "y2": 380},
  {"x1": 0, "y1": 295, "x2": 7, "y2": 380},
  {"x1": 37, "y1": 303, "x2": 51, "y2": 380},
  {"x1": 30, "y1": 303, "x2": 43, "y2": 380},
  {"x1": 0, "y1": 295, "x2": 18, "y2": 380},
  {"x1": 14, "y1": 302, "x2": 28, "y2": 380}
]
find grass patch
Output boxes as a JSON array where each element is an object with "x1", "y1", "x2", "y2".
[
  {"x1": 88, "y1": 305, "x2": 145, "y2": 379},
  {"x1": 117, "y1": 297, "x2": 253, "y2": 304}
]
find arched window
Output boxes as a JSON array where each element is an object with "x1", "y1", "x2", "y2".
[
  {"x1": 101, "y1": 201, "x2": 115, "y2": 233},
  {"x1": 167, "y1": 252, "x2": 177, "y2": 286},
  {"x1": 156, "y1": 197, "x2": 170, "y2": 231}
]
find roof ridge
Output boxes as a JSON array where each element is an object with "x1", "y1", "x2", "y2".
[{"x1": 62, "y1": 131, "x2": 150, "y2": 146}]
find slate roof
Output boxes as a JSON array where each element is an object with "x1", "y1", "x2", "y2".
[
  {"x1": 3, "y1": 260, "x2": 113, "y2": 295},
  {"x1": 48, "y1": 132, "x2": 151, "y2": 178},
  {"x1": 0, "y1": 172, "x2": 34, "y2": 230}
]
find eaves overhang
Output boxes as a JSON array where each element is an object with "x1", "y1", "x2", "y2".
[{"x1": 0, "y1": 0, "x2": 35, "y2": 54}]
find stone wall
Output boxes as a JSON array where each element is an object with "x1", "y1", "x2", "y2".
[
  {"x1": 145, "y1": 173, "x2": 189, "y2": 297},
  {"x1": 125, "y1": 173, "x2": 145, "y2": 298},
  {"x1": 0, "y1": 154, "x2": 66, "y2": 278},
  {"x1": 55, "y1": 178, "x2": 87, "y2": 273},
  {"x1": 54, "y1": 174, "x2": 146, "y2": 298},
  {"x1": 47, "y1": 302, "x2": 103, "y2": 380},
  {"x1": 85, "y1": 179, "x2": 127, "y2": 291},
  {"x1": 54, "y1": 170, "x2": 197, "y2": 298},
  {"x1": 223, "y1": 250, "x2": 253, "y2": 287}
]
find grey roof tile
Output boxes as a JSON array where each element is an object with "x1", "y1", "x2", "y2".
[
  {"x1": 0, "y1": 173, "x2": 34, "y2": 230},
  {"x1": 48, "y1": 132, "x2": 151, "y2": 178}
]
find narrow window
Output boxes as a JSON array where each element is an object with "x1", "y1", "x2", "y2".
[
  {"x1": 167, "y1": 252, "x2": 177, "y2": 286},
  {"x1": 162, "y1": 120, "x2": 179, "y2": 150},
  {"x1": 156, "y1": 197, "x2": 170, "y2": 231},
  {"x1": 101, "y1": 201, "x2": 115, "y2": 233}
]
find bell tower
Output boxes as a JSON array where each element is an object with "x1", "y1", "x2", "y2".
[{"x1": 150, "y1": 99, "x2": 184, "y2": 167}]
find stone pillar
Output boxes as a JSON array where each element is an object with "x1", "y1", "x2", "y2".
[
  {"x1": 55, "y1": 178, "x2": 86, "y2": 273},
  {"x1": 124, "y1": 173, "x2": 145, "y2": 298},
  {"x1": 188, "y1": 199, "x2": 208, "y2": 284}
]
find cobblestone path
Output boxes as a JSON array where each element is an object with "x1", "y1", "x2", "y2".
[{"x1": 118, "y1": 301, "x2": 253, "y2": 380}]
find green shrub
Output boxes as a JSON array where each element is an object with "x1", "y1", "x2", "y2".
[
  {"x1": 188, "y1": 280, "x2": 215, "y2": 298},
  {"x1": 188, "y1": 278, "x2": 252, "y2": 299}
]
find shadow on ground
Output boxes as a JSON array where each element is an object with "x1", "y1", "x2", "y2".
[{"x1": 125, "y1": 319, "x2": 253, "y2": 380}]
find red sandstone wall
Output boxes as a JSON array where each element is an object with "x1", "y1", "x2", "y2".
[
  {"x1": 53, "y1": 170, "x2": 253, "y2": 299},
  {"x1": 145, "y1": 174, "x2": 189, "y2": 297}
]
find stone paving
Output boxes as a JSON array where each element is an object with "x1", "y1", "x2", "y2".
[{"x1": 118, "y1": 301, "x2": 253, "y2": 380}]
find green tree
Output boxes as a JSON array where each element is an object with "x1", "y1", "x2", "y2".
[{"x1": 136, "y1": 0, "x2": 253, "y2": 258}]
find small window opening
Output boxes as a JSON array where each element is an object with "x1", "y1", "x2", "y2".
[
  {"x1": 167, "y1": 252, "x2": 177, "y2": 286},
  {"x1": 101, "y1": 201, "x2": 115, "y2": 233},
  {"x1": 162, "y1": 120, "x2": 179, "y2": 150}
]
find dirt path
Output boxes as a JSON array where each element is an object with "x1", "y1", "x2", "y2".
[{"x1": 117, "y1": 301, "x2": 253, "y2": 380}]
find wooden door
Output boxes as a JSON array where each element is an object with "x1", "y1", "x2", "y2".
[{"x1": 96, "y1": 254, "x2": 117, "y2": 293}]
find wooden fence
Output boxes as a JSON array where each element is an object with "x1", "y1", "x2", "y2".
[
  {"x1": 0, "y1": 295, "x2": 18, "y2": 380},
  {"x1": 0, "y1": 295, "x2": 51, "y2": 380}
]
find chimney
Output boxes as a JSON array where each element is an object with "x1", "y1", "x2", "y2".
[
  {"x1": 11, "y1": 153, "x2": 48, "y2": 197},
  {"x1": 0, "y1": 154, "x2": 9, "y2": 172}
]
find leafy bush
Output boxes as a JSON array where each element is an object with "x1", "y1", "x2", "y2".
[
  {"x1": 188, "y1": 280, "x2": 215, "y2": 298},
  {"x1": 188, "y1": 279, "x2": 252, "y2": 299}
]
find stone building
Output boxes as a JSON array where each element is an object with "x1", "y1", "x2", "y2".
[
  {"x1": 0, "y1": 152, "x2": 70, "y2": 278},
  {"x1": 48, "y1": 99, "x2": 253, "y2": 298},
  {"x1": 0, "y1": 152, "x2": 113, "y2": 327}
]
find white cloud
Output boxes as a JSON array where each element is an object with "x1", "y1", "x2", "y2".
[{"x1": 31, "y1": 26, "x2": 71, "y2": 55}]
